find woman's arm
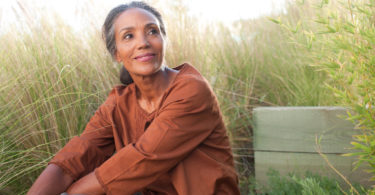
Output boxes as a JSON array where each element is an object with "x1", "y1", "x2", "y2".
[
  {"x1": 66, "y1": 171, "x2": 104, "y2": 195},
  {"x1": 27, "y1": 164, "x2": 74, "y2": 195},
  {"x1": 28, "y1": 89, "x2": 117, "y2": 194},
  {"x1": 28, "y1": 165, "x2": 105, "y2": 195}
]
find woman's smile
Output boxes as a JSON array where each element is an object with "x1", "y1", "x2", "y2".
[{"x1": 134, "y1": 53, "x2": 156, "y2": 62}]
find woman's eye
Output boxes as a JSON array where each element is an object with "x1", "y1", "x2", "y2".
[
  {"x1": 123, "y1": 33, "x2": 133, "y2": 40},
  {"x1": 148, "y1": 29, "x2": 158, "y2": 35}
]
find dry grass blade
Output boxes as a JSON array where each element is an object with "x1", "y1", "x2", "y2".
[{"x1": 315, "y1": 135, "x2": 360, "y2": 195}]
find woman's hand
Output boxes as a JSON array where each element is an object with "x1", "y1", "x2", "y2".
[{"x1": 66, "y1": 171, "x2": 105, "y2": 195}]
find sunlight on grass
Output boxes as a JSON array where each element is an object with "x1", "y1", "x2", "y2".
[{"x1": 0, "y1": 0, "x2": 344, "y2": 194}]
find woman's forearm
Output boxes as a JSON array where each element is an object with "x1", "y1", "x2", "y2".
[
  {"x1": 27, "y1": 164, "x2": 74, "y2": 195},
  {"x1": 66, "y1": 171, "x2": 105, "y2": 195}
]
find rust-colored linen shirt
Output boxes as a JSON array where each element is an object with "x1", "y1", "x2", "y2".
[{"x1": 49, "y1": 63, "x2": 240, "y2": 195}]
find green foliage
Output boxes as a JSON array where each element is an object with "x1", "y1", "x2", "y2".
[
  {"x1": 0, "y1": 15, "x2": 118, "y2": 194},
  {"x1": 246, "y1": 169, "x2": 368, "y2": 195},
  {"x1": 0, "y1": 0, "x2": 340, "y2": 194},
  {"x1": 274, "y1": 0, "x2": 375, "y2": 188}
]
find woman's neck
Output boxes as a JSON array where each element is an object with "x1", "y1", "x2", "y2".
[{"x1": 132, "y1": 66, "x2": 177, "y2": 103}]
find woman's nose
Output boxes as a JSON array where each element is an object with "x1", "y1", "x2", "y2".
[{"x1": 136, "y1": 35, "x2": 150, "y2": 49}]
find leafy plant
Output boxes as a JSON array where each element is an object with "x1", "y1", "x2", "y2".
[{"x1": 277, "y1": 0, "x2": 375, "y2": 187}]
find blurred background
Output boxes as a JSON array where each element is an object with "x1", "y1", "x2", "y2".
[
  {"x1": 0, "y1": 0, "x2": 287, "y2": 32},
  {"x1": 1, "y1": 0, "x2": 374, "y2": 194}
]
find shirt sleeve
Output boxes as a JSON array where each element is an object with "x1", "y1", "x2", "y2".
[
  {"x1": 95, "y1": 77, "x2": 221, "y2": 194},
  {"x1": 48, "y1": 89, "x2": 116, "y2": 180}
]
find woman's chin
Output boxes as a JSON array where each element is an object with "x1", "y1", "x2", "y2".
[
  {"x1": 131, "y1": 68, "x2": 161, "y2": 78},
  {"x1": 132, "y1": 64, "x2": 163, "y2": 76}
]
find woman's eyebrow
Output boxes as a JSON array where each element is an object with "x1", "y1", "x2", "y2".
[
  {"x1": 119, "y1": 22, "x2": 158, "y2": 33},
  {"x1": 144, "y1": 22, "x2": 158, "y2": 28},
  {"x1": 119, "y1": 26, "x2": 134, "y2": 33}
]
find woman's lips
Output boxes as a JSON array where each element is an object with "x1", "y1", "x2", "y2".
[{"x1": 134, "y1": 53, "x2": 155, "y2": 62}]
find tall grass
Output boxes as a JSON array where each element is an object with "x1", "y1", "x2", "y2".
[
  {"x1": 249, "y1": 169, "x2": 369, "y2": 195},
  {"x1": 0, "y1": 13, "x2": 120, "y2": 193},
  {"x1": 0, "y1": 0, "x2": 337, "y2": 194},
  {"x1": 273, "y1": 0, "x2": 375, "y2": 191}
]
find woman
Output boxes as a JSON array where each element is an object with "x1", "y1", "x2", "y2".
[{"x1": 28, "y1": 1, "x2": 240, "y2": 194}]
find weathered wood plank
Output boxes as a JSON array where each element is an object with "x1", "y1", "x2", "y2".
[{"x1": 253, "y1": 107, "x2": 356, "y2": 153}]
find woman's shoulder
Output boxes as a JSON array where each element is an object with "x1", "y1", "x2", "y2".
[
  {"x1": 173, "y1": 63, "x2": 210, "y2": 89},
  {"x1": 174, "y1": 63, "x2": 204, "y2": 80},
  {"x1": 165, "y1": 63, "x2": 215, "y2": 104}
]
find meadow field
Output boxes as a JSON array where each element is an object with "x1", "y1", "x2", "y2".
[{"x1": 1, "y1": 0, "x2": 373, "y2": 194}]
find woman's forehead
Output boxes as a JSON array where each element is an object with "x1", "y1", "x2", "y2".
[{"x1": 115, "y1": 8, "x2": 160, "y2": 31}]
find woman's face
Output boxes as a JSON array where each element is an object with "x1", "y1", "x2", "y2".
[{"x1": 114, "y1": 8, "x2": 165, "y2": 77}]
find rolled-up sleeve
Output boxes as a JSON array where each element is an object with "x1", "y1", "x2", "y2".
[
  {"x1": 95, "y1": 77, "x2": 220, "y2": 194},
  {"x1": 49, "y1": 89, "x2": 116, "y2": 180}
]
